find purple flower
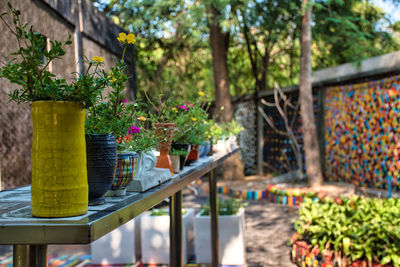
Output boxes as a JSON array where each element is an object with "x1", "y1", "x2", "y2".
[
  {"x1": 123, "y1": 99, "x2": 127, "y2": 103},
  {"x1": 179, "y1": 105, "x2": 189, "y2": 111},
  {"x1": 128, "y1": 126, "x2": 140, "y2": 134}
]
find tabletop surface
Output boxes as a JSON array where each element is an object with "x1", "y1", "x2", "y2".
[{"x1": 0, "y1": 148, "x2": 238, "y2": 245}]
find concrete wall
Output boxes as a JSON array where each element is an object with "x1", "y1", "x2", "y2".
[{"x1": 0, "y1": 0, "x2": 133, "y2": 189}]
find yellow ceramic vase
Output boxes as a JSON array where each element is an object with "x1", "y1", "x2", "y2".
[{"x1": 31, "y1": 101, "x2": 88, "y2": 217}]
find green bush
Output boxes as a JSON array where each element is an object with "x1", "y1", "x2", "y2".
[
  {"x1": 199, "y1": 197, "x2": 247, "y2": 216},
  {"x1": 294, "y1": 197, "x2": 400, "y2": 266}
]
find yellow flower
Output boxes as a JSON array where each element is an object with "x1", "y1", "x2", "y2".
[
  {"x1": 198, "y1": 91, "x2": 205, "y2": 97},
  {"x1": 191, "y1": 117, "x2": 197, "y2": 121},
  {"x1": 117, "y1": 32, "x2": 127, "y2": 43},
  {"x1": 108, "y1": 76, "x2": 117, "y2": 83},
  {"x1": 92, "y1": 56, "x2": 104, "y2": 63},
  {"x1": 126, "y1": 33, "x2": 136, "y2": 44},
  {"x1": 172, "y1": 107, "x2": 178, "y2": 112},
  {"x1": 138, "y1": 116, "x2": 146, "y2": 121}
]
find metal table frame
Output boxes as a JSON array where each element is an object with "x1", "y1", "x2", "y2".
[{"x1": 0, "y1": 149, "x2": 238, "y2": 267}]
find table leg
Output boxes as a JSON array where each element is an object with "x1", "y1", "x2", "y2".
[
  {"x1": 209, "y1": 169, "x2": 220, "y2": 267},
  {"x1": 29, "y1": 245, "x2": 48, "y2": 267},
  {"x1": 169, "y1": 190, "x2": 183, "y2": 267},
  {"x1": 13, "y1": 245, "x2": 29, "y2": 267},
  {"x1": 13, "y1": 244, "x2": 47, "y2": 267}
]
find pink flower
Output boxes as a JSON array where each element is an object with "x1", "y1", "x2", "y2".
[
  {"x1": 179, "y1": 105, "x2": 189, "y2": 111},
  {"x1": 128, "y1": 126, "x2": 140, "y2": 134},
  {"x1": 123, "y1": 99, "x2": 127, "y2": 103}
]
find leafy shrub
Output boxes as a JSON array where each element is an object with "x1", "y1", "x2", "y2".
[
  {"x1": 199, "y1": 197, "x2": 247, "y2": 216},
  {"x1": 294, "y1": 197, "x2": 400, "y2": 266}
]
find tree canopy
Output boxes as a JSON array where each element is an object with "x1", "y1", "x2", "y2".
[{"x1": 92, "y1": 0, "x2": 400, "y2": 99}]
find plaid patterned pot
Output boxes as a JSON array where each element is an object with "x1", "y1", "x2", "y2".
[{"x1": 105, "y1": 152, "x2": 138, "y2": 197}]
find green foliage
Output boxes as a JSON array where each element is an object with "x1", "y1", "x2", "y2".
[
  {"x1": 146, "y1": 96, "x2": 180, "y2": 124},
  {"x1": 149, "y1": 208, "x2": 187, "y2": 216},
  {"x1": 85, "y1": 41, "x2": 137, "y2": 151},
  {"x1": 172, "y1": 100, "x2": 210, "y2": 145},
  {"x1": 169, "y1": 148, "x2": 188, "y2": 156},
  {"x1": 0, "y1": 3, "x2": 105, "y2": 108},
  {"x1": 312, "y1": 0, "x2": 400, "y2": 69},
  {"x1": 294, "y1": 197, "x2": 400, "y2": 266},
  {"x1": 97, "y1": 0, "x2": 400, "y2": 100},
  {"x1": 199, "y1": 197, "x2": 247, "y2": 216},
  {"x1": 124, "y1": 108, "x2": 158, "y2": 153}
]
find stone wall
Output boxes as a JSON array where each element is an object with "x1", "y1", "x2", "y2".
[{"x1": 0, "y1": 0, "x2": 132, "y2": 189}]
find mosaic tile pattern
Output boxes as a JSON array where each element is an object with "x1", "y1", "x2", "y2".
[{"x1": 325, "y1": 74, "x2": 400, "y2": 191}]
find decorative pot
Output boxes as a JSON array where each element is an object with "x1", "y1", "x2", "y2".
[
  {"x1": 171, "y1": 143, "x2": 191, "y2": 170},
  {"x1": 134, "y1": 151, "x2": 157, "y2": 178},
  {"x1": 86, "y1": 134, "x2": 117, "y2": 205},
  {"x1": 185, "y1": 144, "x2": 199, "y2": 166},
  {"x1": 154, "y1": 123, "x2": 175, "y2": 173},
  {"x1": 199, "y1": 141, "x2": 211, "y2": 157},
  {"x1": 105, "y1": 152, "x2": 138, "y2": 197},
  {"x1": 31, "y1": 101, "x2": 88, "y2": 217}
]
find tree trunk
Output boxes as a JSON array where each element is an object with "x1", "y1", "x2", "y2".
[
  {"x1": 208, "y1": 5, "x2": 244, "y2": 180},
  {"x1": 299, "y1": 0, "x2": 323, "y2": 187}
]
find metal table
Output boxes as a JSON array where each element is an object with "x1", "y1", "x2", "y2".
[{"x1": 0, "y1": 148, "x2": 238, "y2": 267}]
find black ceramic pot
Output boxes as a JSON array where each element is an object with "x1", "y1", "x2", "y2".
[
  {"x1": 171, "y1": 143, "x2": 191, "y2": 170},
  {"x1": 86, "y1": 134, "x2": 117, "y2": 205}
]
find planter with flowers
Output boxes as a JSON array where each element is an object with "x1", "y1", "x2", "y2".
[
  {"x1": 0, "y1": 5, "x2": 106, "y2": 217},
  {"x1": 171, "y1": 95, "x2": 209, "y2": 167},
  {"x1": 86, "y1": 32, "x2": 137, "y2": 199},
  {"x1": 148, "y1": 97, "x2": 179, "y2": 174}
]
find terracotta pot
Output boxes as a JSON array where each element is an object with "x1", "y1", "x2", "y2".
[
  {"x1": 185, "y1": 144, "x2": 199, "y2": 166},
  {"x1": 154, "y1": 123, "x2": 175, "y2": 173}
]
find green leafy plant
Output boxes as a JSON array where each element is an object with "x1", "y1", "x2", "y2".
[
  {"x1": 150, "y1": 208, "x2": 187, "y2": 216},
  {"x1": 199, "y1": 197, "x2": 247, "y2": 216},
  {"x1": 172, "y1": 101, "x2": 209, "y2": 145},
  {"x1": 205, "y1": 119, "x2": 224, "y2": 144},
  {"x1": 85, "y1": 33, "x2": 137, "y2": 151},
  {"x1": 294, "y1": 197, "x2": 400, "y2": 266},
  {"x1": 124, "y1": 109, "x2": 158, "y2": 153},
  {"x1": 146, "y1": 95, "x2": 179, "y2": 124},
  {"x1": 0, "y1": 3, "x2": 106, "y2": 108},
  {"x1": 169, "y1": 148, "x2": 189, "y2": 157}
]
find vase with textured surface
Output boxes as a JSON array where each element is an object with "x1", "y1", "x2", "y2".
[{"x1": 31, "y1": 101, "x2": 88, "y2": 217}]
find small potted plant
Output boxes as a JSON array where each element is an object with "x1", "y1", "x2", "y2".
[
  {"x1": 124, "y1": 108, "x2": 159, "y2": 178},
  {"x1": 141, "y1": 208, "x2": 194, "y2": 264},
  {"x1": 194, "y1": 198, "x2": 247, "y2": 265},
  {"x1": 0, "y1": 5, "x2": 106, "y2": 217},
  {"x1": 85, "y1": 32, "x2": 137, "y2": 200},
  {"x1": 171, "y1": 100, "x2": 209, "y2": 166},
  {"x1": 169, "y1": 148, "x2": 189, "y2": 173},
  {"x1": 147, "y1": 96, "x2": 179, "y2": 173}
]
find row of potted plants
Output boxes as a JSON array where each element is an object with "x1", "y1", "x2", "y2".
[
  {"x1": 292, "y1": 197, "x2": 400, "y2": 267},
  {"x1": 0, "y1": 5, "x2": 241, "y2": 217}
]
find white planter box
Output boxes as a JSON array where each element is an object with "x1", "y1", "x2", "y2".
[
  {"x1": 90, "y1": 216, "x2": 141, "y2": 265},
  {"x1": 194, "y1": 208, "x2": 246, "y2": 265},
  {"x1": 141, "y1": 209, "x2": 194, "y2": 264}
]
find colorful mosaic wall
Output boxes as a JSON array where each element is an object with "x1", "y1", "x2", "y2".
[{"x1": 325, "y1": 74, "x2": 400, "y2": 191}]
